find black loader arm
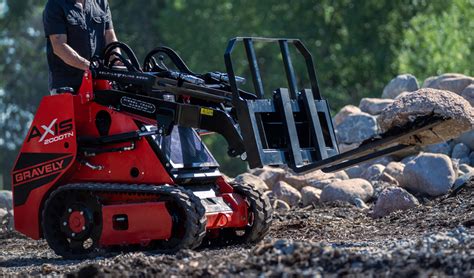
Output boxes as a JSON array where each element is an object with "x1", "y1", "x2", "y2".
[{"x1": 93, "y1": 90, "x2": 246, "y2": 157}]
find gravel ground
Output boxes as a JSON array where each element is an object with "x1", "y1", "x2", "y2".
[{"x1": 1, "y1": 182, "x2": 473, "y2": 277}]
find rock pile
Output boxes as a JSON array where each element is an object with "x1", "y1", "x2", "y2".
[
  {"x1": 238, "y1": 73, "x2": 473, "y2": 219},
  {"x1": 0, "y1": 190, "x2": 13, "y2": 233}
]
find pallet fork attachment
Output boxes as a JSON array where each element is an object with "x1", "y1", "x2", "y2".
[{"x1": 223, "y1": 37, "x2": 445, "y2": 173}]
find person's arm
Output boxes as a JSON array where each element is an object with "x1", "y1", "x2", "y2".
[
  {"x1": 49, "y1": 34, "x2": 90, "y2": 71},
  {"x1": 105, "y1": 29, "x2": 118, "y2": 45}
]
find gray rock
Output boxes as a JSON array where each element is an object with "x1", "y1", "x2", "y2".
[
  {"x1": 255, "y1": 166, "x2": 286, "y2": 189},
  {"x1": 453, "y1": 164, "x2": 474, "y2": 190},
  {"x1": 234, "y1": 173, "x2": 269, "y2": 191},
  {"x1": 320, "y1": 179, "x2": 374, "y2": 204},
  {"x1": 333, "y1": 170, "x2": 349, "y2": 180},
  {"x1": 455, "y1": 130, "x2": 474, "y2": 150},
  {"x1": 458, "y1": 164, "x2": 473, "y2": 175},
  {"x1": 360, "y1": 164, "x2": 385, "y2": 181},
  {"x1": 333, "y1": 105, "x2": 361, "y2": 126},
  {"x1": 422, "y1": 76, "x2": 437, "y2": 88},
  {"x1": 452, "y1": 143, "x2": 470, "y2": 159},
  {"x1": 335, "y1": 113, "x2": 378, "y2": 144},
  {"x1": 359, "y1": 98, "x2": 394, "y2": 115},
  {"x1": 0, "y1": 208, "x2": 13, "y2": 232},
  {"x1": 402, "y1": 153, "x2": 456, "y2": 196},
  {"x1": 0, "y1": 190, "x2": 12, "y2": 211},
  {"x1": 379, "y1": 172, "x2": 399, "y2": 186},
  {"x1": 301, "y1": 186, "x2": 322, "y2": 206},
  {"x1": 308, "y1": 178, "x2": 341, "y2": 190},
  {"x1": 423, "y1": 142, "x2": 452, "y2": 156},
  {"x1": 273, "y1": 199, "x2": 290, "y2": 211},
  {"x1": 383, "y1": 162, "x2": 405, "y2": 185},
  {"x1": 452, "y1": 171, "x2": 473, "y2": 191},
  {"x1": 382, "y1": 74, "x2": 419, "y2": 99},
  {"x1": 424, "y1": 73, "x2": 473, "y2": 95},
  {"x1": 353, "y1": 198, "x2": 370, "y2": 209},
  {"x1": 272, "y1": 181, "x2": 302, "y2": 206},
  {"x1": 282, "y1": 170, "x2": 339, "y2": 191},
  {"x1": 470, "y1": 152, "x2": 474, "y2": 166},
  {"x1": 460, "y1": 84, "x2": 474, "y2": 106},
  {"x1": 345, "y1": 165, "x2": 364, "y2": 179},
  {"x1": 378, "y1": 88, "x2": 474, "y2": 146},
  {"x1": 373, "y1": 187, "x2": 419, "y2": 218}
]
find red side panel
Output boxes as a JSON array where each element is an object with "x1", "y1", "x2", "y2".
[
  {"x1": 100, "y1": 202, "x2": 172, "y2": 246},
  {"x1": 11, "y1": 94, "x2": 77, "y2": 239}
]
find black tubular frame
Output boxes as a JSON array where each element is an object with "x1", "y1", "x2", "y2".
[
  {"x1": 224, "y1": 37, "x2": 322, "y2": 103},
  {"x1": 223, "y1": 37, "x2": 339, "y2": 170}
]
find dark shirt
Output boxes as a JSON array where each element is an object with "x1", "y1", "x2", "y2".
[{"x1": 43, "y1": 0, "x2": 113, "y2": 91}]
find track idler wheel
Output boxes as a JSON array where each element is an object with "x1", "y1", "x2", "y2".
[
  {"x1": 152, "y1": 187, "x2": 207, "y2": 253},
  {"x1": 42, "y1": 190, "x2": 102, "y2": 259}
]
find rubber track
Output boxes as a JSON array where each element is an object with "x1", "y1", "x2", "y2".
[{"x1": 46, "y1": 183, "x2": 207, "y2": 253}]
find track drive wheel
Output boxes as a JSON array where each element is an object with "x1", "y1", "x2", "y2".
[
  {"x1": 42, "y1": 189, "x2": 102, "y2": 259},
  {"x1": 218, "y1": 181, "x2": 273, "y2": 245},
  {"x1": 152, "y1": 187, "x2": 207, "y2": 253}
]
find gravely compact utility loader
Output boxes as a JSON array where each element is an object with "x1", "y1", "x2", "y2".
[{"x1": 11, "y1": 38, "x2": 446, "y2": 258}]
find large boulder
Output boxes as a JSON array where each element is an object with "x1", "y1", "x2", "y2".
[
  {"x1": 460, "y1": 84, "x2": 474, "y2": 106},
  {"x1": 373, "y1": 187, "x2": 419, "y2": 218},
  {"x1": 0, "y1": 190, "x2": 12, "y2": 211},
  {"x1": 336, "y1": 113, "x2": 378, "y2": 144},
  {"x1": 333, "y1": 105, "x2": 361, "y2": 126},
  {"x1": 359, "y1": 98, "x2": 394, "y2": 115},
  {"x1": 320, "y1": 179, "x2": 374, "y2": 204},
  {"x1": 272, "y1": 181, "x2": 301, "y2": 206},
  {"x1": 234, "y1": 173, "x2": 268, "y2": 192},
  {"x1": 378, "y1": 88, "x2": 474, "y2": 146},
  {"x1": 423, "y1": 73, "x2": 473, "y2": 95},
  {"x1": 402, "y1": 153, "x2": 456, "y2": 196},
  {"x1": 301, "y1": 186, "x2": 322, "y2": 207},
  {"x1": 382, "y1": 74, "x2": 419, "y2": 99}
]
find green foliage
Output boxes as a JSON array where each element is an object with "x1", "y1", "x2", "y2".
[
  {"x1": 397, "y1": 0, "x2": 474, "y2": 81},
  {"x1": 0, "y1": 0, "x2": 472, "y2": 183}
]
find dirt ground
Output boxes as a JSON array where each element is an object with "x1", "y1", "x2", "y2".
[{"x1": 1, "y1": 182, "x2": 473, "y2": 277}]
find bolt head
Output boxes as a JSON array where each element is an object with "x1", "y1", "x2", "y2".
[
  {"x1": 63, "y1": 222, "x2": 67, "y2": 226},
  {"x1": 80, "y1": 211, "x2": 84, "y2": 215},
  {"x1": 71, "y1": 233, "x2": 75, "y2": 237},
  {"x1": 68, "y1": 208, "x2": 72, "y2": 213},
  {"x1": 82, "y1": 226, "x2": 86, "y2": 231}
]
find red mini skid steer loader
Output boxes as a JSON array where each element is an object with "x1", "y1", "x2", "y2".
[{"x1": 11, "y1": 38, "x2": 445, "y2": 258}]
